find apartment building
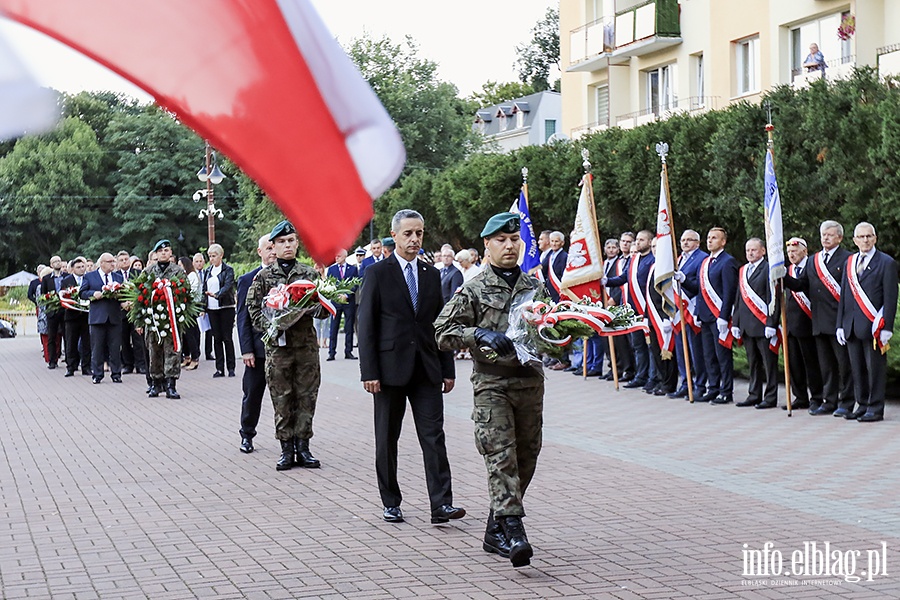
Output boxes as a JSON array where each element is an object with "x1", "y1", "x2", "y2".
[{"x1": 561, "y1": 0, "x2": 900, "y2": 138}]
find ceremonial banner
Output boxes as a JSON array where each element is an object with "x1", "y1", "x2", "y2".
[
  {"x1": 560, "y1": 174, "x2": 604, "y2": 301},
  {"x1": 0, "y1": 0, "x2": 405, "y2": 263},
  {"x1": 764, "y1": 148, "x2": 785, "y2": 312},
  {"x1": 510, "y1": 189, "x2": 541, "y2": 274},
  {"x1": 653, "y1": 170, "x2": 677, "y2": 315}
]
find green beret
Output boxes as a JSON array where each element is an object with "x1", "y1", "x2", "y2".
[
  {"x1": 269, "y1": 220, "x2": 296, "y2": 241},
  {"x1": 153, "y1": 239, "x2": 171, "y2": 252},
  {"x1": 381, "y1": 237, "x2": 396, "y2": 247},
  {"x1": 480, "y1": 212, "x2": 520, "y2": 238}
]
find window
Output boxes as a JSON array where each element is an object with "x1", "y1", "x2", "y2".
[
  {"x1": 790, "y1": 12, "x2": 845, "y2": 74},
  {"x1": 498, "y1": 112, "x2": 507, "y2": 132},
  {"x1": 735, "y1": 36, "x2": 760, "y2": 96},
  {"x1": 646, "y1": 64, "x2": 677, "y2": 116},
  {"x1": 695, "y1": 54, "x2": 704, "y2": 105},
  {"x1": 516, "y1": 109, "x2": 525, "y2": 129},
  {"x1": 544, "y1": 120, "x2": 557, "y2": 142},
  {"x1": 595, "y1": 85, "x2": 609, "y2": 126}
]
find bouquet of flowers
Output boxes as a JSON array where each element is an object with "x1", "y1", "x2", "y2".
[
  {"x1": 503, "y1": 290, "x2": 647, "y2": 362},
  {"x1": 59, "y1": 286, "x2": 90, "y2": 313},
  {"x1": 837, "y1": 14, "x2": 855, "y2": 41},
  {"x1": 121, "y1": 272, "x2": 202, "y2": 351},
  {"x1": 36, "y1": 290, "x2": 61, "y2": 314},
  {"x1": 99, "y1": 280, "x2": 125, "y2": 300},
  {"x1": 261, "y1": 275, "x2": 359, "y2": 344}
]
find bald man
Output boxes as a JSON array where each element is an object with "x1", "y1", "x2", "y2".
[{"x1": 79, "y1": 252, "x2": 126, "y2": 383}]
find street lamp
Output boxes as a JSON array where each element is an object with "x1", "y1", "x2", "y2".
[{"x1": 194, "y1": 141, "x2": 226, "y2": 246}]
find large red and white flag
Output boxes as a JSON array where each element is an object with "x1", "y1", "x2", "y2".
[
  {"x1": 0, "y1": 0, "x2": 405, "y2": 263},
  {"x1": 560, "y1": 174, "x2": 604, "y2": 302},
  {"x1": 653, "y1": 170, "x2": 677, "y2": 315},
  {"x1": 0, "y1": 31, "x2": 58, "y2": 139}
]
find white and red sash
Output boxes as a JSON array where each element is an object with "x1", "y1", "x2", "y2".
[
  {"x1": 788, "y1": 264, "x2": 812, "y2": 319},
  {"x1": 548, "y1": 252, "x2": 563, "y2": 295},
  {"x1": 813, "y1": 251, "x2": 841, "y2": 302},
  {"x1": 627, "y1": 254, "x2": 646, "y2": 315},
  {"x1": 738, "y1": 264, "x2": 781, "y2": 354},
  {"x1": 845, "y1": 254, "x2": 887, "y2": 350},
  {"x1": 645, "y1": 265, "x2": 674, "y2": 355},
  {"x1": 699, "y1": 256, "x2": 733, "y2": 348}
]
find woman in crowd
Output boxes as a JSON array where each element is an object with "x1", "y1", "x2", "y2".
[
  {"x1": 313, "y1": 262, "x2": 331, "y2": 348},
  {"x1": 202, "y1": 243, "x2": 236, "y2": 377},
  {"x1": 179, "y1": 256, "x2": 201, "y2": 370},
  {"x1": 455, "y1": 249, "x2": 480, "y2": 283}
]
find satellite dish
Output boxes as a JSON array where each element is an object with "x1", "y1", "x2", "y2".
[{"x1": 546, "y1": 132, "x2": 571, "y2": 144}]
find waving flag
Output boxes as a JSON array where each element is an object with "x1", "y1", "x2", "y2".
[
  {"x1": 653, "y1": 170, "x2": 677, "y2": 315},
  {"x1": 763, "y1": 148, "x2": 785, "y2": 312},
  {"x1": 510, "y1": 189, "x2": 541, "y2": 274},
  {"x1": 0, "y1": 32, "x2": 58, "y2": 139},
  {"x1": 560, "y1": 174, "x2": 604, "y2": 301},
  {"x1": 0, "y1": 0, "x2": 405, "y2": 263}
]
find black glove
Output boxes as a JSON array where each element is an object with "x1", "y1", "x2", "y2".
[{"x1": 474, "y1": 328, "x2": 515, "y2": 356}]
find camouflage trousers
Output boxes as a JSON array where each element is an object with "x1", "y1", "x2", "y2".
[
  {"x1": 471, "y1": 373, "x2": 544, "y2": 518},
  {"x1": 265, "y1": 345, "x2": 320, "y2": 441},
  {"x1": 148, "y1": 333, "x2": 181, "y2": 379}
]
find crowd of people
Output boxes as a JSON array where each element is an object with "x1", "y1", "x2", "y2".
[{"x1": 23, "y1": 208, "x2": 895, "y2": 571}]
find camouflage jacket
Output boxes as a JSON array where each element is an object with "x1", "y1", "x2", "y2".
[
  {"x1": 246, "y1": 260, "x2": 319, "y2": 348},
  {"x1": 144, "y1": 261, "x2": 186, "y2": 283},
  {"x1": 435, "y1": 266, "x2": 544, "y2": 368}
]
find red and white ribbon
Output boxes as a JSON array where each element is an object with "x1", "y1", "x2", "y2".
[
  {"x1": 264, "y1": 280, "x2": 338, "y2": 318},
  {"x1": 788, "y1": 264, "x2": 812, "y2": 319},
  {"x1": 845, "y1": 255, "x2": 887, "y2": 350},
  {"x1": 520, "y1": 300, "x2": 646, "y2": 346},
  {"x1": 814, "y1": 251, "x2": 841, "y2": 302},
  {"x1": 700, "y1": 256, "x2": 734, "y2": 348},
  {"x1": 59, "y1": 287, "x2": 89, "y2": 312},
  {"x1": 153, "y1": 279, "x2": 182, "y2": 353}
]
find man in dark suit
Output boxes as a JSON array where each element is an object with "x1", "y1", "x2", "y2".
[
  {"x1": 670, "y1": 230, "x2": 708, "y2": 399},
  {"x1": 357, "y1": 208, "x2": 464, "y2": 526},
  {"x1": 781, "y1": 237, "x2": 823, "y2": 411},
  {"x1": 359, "y1": 238, "x2": 383, "y2": 278},
  {"x1": 236, "y1": 235, "x2": 277, "y2": 454},
  {"x1": 80, "y1": 252, "x2": 125, "y2": 384},
  {"x1": 438, "y1": 245, "x2": 464, "y2": 303},
  {"x1": 541, "y1": 231, "x2": 567, "y2": 302},
  {"x1": 601, "y1": 234, "x2": 635, "y2": 381},
  {"x1": 60, "y1": 257, "x2": 91, "y2": 377},
  {"x1": 40, "y1": 255, "x2": 66, "y2": 368},
  {"x1": 783, "y1": 220, "x2": 852, "y2": 416},
  {"x1": 732, "y1": 238, "x2": 780, "y2": 409},
  {"x1": 836, "y1": 222, "x2": 897, "y2": 422},
  {"x1": 326, "y1": 248, "x2": 359, "y2": 361},
  {"x1": 603, "y1": 230, "x2": 656, "y2": 390},
  {"x1": 679, "y1": 227, "x2": 740, "y2": 404}
]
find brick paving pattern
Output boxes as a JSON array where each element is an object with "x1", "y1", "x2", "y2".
[{"x1": 2, "y1": 335, "x2": 899, "y2": 599}]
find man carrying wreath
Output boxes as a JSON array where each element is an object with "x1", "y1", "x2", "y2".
[
  {"x1": 246, "y1": 221, "x2": 323, "y2": 471},
  {"x1": 142, "y1": 240, "x2": 187, "y2": 399}
]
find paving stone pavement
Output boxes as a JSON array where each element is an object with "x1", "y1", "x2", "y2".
[{"x1": 2, "y1": 335, "x2": 900, "y2": 599}]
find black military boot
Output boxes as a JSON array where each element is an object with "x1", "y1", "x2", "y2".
[
  {"x1": 501, "y1": 516, "x2": 533, "y2": 568},
  {"x1": 148, "y1": 379, "x2": 163, "y2": 397},
  {"x1": 482, "y1": 510, "x2": 511, "y2": 558},
  {"x1": 276, "y1": 440, "x2": 294, "y2": 471},
  {"x1": 294, "y1": 438, "x2": 321, "y2": 468},
  {"x1": 165, "y1": 378, "x2": 180, "y2": 399}
]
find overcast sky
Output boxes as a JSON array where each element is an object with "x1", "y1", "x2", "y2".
[{"x1": 0, "y1": 0, "x2": 555, "y2": 100}]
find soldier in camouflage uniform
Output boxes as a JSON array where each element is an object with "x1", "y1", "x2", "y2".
[
  {"x1": 143, "y1": 240, "x2": 186, "y2": 399},
  {"x1": 435, "y1": 212, "x2": 544, "y2": 568},
  {"x1": 246, "y1": 220, "x2": 323, "y2": 472}
]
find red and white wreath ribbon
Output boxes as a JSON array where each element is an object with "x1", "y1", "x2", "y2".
[
  {"x1": 153, "y1": 279, "x2": 182, "y2": 353},
  {"x1": 59, "y1": 287, "x2": 88, "y2": 312},
  {"x1": 519, "y1": 300, "x2": 647, "y2": 346},
  {"x1": 264, "y1": 280, "x2": 338, "y2": 318}
]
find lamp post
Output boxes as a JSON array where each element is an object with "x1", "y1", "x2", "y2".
[{"x1": 194, "y1": 141, "x2": 225, "y2": 246}]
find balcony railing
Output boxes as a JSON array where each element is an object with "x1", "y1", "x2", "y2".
[
  {"x1": 877, "y1": 43, "x2": 900, "y2": 79},
  {"x1": 614, "y1": 96, "x2": 719, "y2": 130},
  {"x1": 791, "y1": 55, "x2": 855, "y2": 87},
  {"x1": 568, "y1": 0, "x2": 681, "y2": 70}
]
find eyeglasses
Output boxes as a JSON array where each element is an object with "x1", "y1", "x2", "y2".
[
  {"x1": 682, "y1": 238, "x2": 700, "y2": 243},
  {"x1": 855, "y1": 234, "x2": 875, "y2": 239}
]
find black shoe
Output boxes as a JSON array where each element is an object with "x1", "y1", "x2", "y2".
[
  {"x1": 82, "y1": 369, "x2": 92, "y2": 376},
  {"x1": 584, "y1": 369, "x2": 603, "y2": 377},
  {"x1": 111, "y1": 375, "x2": 122, "y2": 383},
  {"x1": 136, "y1": 367, "x2": 147, "y2": 375},
  {"x1": 212, "y1": 371, "x2": 225, "y2": 378},
  {"x1": 698, "y1": 390, "x2": 718, "y2": 403},
  {"x1": 846, "y1": 408, "x2": 866, "y2": 420},
  {"x1": 92, "y1": 377, "x2": 102, "y2": 384},
  {"x1": 563, "y1": 366, "x2": 579, "y2": 372},
  {"x1": 755, "y1": 402, "x2": 777, "y2": 409},
  {"x1": 832, "y1": 408, "x2": 852, "y2": 418},
  {"x1": 122, "y1": 367, "x2": 134, "y2": 375},
  {"x1": 736, "y1": 399, "x2": 759, "y2": 407},
  {"x1": 810, "y1": 405, "x2": 836, "y2": 416},
  {"x1": 48, "y1": 363, "x2": 57, "y2": 370},
  {"x1": 326, "y1": 356, "x2": 335, "y2": 362},
  {"x1": 64, "y1": 371, "x2": 75, "y2": 377},
  {"x1": 431, "y1": 505, "x2": 466, "y2": 524},
  {"x1": 148, "y1": 379, "x2": 163, "y2": 398},
  {"x1": 294, "y1": 438, "x2": 320, "y2": 468},
  {"x1": 383, "y1": 506, "x2": 404, "y2": 523},
  {"x1": 667, "y1": 387, "x2": 688, "y2": 399},
  {"x1": 653, "y1": 388, "x2": 668, "y2": 396},
  {"x1": 623, "y1": 380, "x2": 645, "y2": 389},
  {"x1": 785, "y1": 400, "x2": 810, "y2": 410},
  {"x1": 165, "y1": 378, "x2": 180, "y2": 399},
  {"x1": 345, "y1": 353, "x2": 357, "y2": 360},
  {"x1": 483, "y1": 510, "x2": 511, "y2": 558},
  {"x1": 227, "y1": 370, "x2": 236, "y2": 377},
  {"x1": 858, "y1": 412, "x2": 884, "y2": 422},
  {"x1": 500, "y1": 516, "x2": 533, "y2": 568},
  {"x1": 239, "y1": 438, "x2": 254, "y2": 454},
  {"x1": 711, "y1": 395, "x2": 733, "y2": 404},
  {"x1": 205, "y1": 355, "x2": 214, "y2": 361},
  {"x1": 276, "y1": 440, "x2": 294, "y2": 471},
  {"x1": 602, "y1": 372, "x2": 614, "y2": 381}
]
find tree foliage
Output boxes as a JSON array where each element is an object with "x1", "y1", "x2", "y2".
[
  {"x1": 467, "y1": 81, "x2": 537, "y2": 108},
  {"x1": 515, "y1": 7, "x2": 560, "y2": 92}
]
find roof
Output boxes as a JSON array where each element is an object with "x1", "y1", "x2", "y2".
[
  {"x1": 0, "y1": 270, "x2": 38, "y2": 287},
  {"x1": 473, "y1": 91, "x2": 560, "y2": 138}
]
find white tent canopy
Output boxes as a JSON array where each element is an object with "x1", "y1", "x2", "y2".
[{"x1": 0, "y1": 270, "x2": 38, "y2": 287}]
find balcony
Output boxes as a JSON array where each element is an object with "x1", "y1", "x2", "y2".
[
  {"x1": 791, "y1": 55, "x2": 855, "y2": 88},
  {"x1": 568, "y1": 0, "x2": 682, "y2": 73},
  {"x1": 613, "y1": 96, "x2": 718, "y2": 130},
  {"x1": 877, "y1": 43, "x2": 900, "y2": 79}
]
